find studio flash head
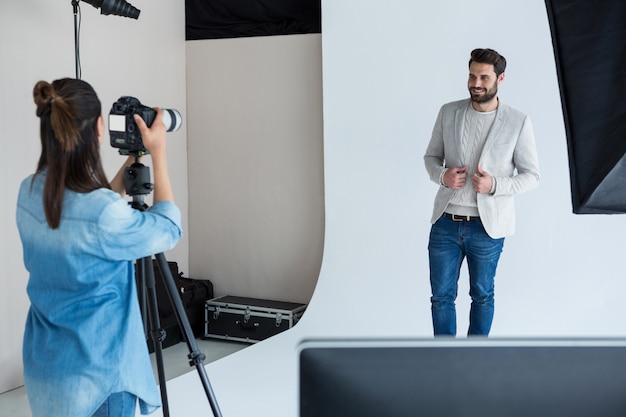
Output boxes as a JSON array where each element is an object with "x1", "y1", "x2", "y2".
[
  {"x1": 81, "y1": 0, "x2": 140, "y2": 19},
  {"x1": 109, "y1": 96, "x2": 182, "y2": 155}
]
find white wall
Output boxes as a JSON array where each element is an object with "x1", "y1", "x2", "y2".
[
  {"x1": 185, "y1": 35, "x2": 324, "y2": 304},
  {"x1": 157, "y1": 1, "x2": 626, "y2": 416},
  {"x1": 0, "y1": 0, "x2": 188, "y2": 393}
]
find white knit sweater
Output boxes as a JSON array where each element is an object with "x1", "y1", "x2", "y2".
[{"x1": 446, "y1": 104, "x2": 497, "y2": 217}]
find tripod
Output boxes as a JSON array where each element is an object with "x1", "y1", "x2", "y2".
[{"x1": 124, "y1": 157, "x2": 222, "y2": 417}]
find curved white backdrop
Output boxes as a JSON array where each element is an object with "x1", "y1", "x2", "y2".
[{"x1": 155, "y1": 0, "x2": 626, "y2": 416}]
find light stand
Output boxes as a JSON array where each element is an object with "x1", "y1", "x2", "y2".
[
  {"x1": 72, "y1": 0, "x2": 81, "y2": 78},
  {"x1": 71, "y1": 0, "x2": 140, "y2": 79},
  {"x1": 124, "y1": 157, "x2": 223, "y2": 417}
]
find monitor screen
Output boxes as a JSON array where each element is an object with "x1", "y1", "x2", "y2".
[{"x1": 298, "y1": 338, "x2": 626, "y2": 417}]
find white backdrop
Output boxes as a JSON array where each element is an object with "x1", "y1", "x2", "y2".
[
  {"x1": 155, "y1": 1, "x2": 626, "y2": 416},
  {"x1": 309, "y1": 0, "x2": 626, "y2": 339}
]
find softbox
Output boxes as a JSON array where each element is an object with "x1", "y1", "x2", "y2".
[{"x1": 545, "y1": 0, "x2": 626, "y2": 214}]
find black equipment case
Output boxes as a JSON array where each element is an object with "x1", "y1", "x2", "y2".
[
  {"x1": 204, "y1": 295, "x2": 306, "y2": 343},
  {"x1": 141, "y1": 261, "x2": 214, "y2": 352}
]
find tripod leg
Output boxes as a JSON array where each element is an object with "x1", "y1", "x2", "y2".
[
  {"x1": 142, "y1": 256, "x2": 171, "y2": 417},
  {"x1": 154, "y1": 253, "x2": 223, "y2": 417},
  {"x1": 136, "y1": 257, "x2": 147, "y2": 338},
  {"x1": 125, "y1": 173, "x2": 220, "y2": 415}
]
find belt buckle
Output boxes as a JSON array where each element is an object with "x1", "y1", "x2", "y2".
[{"x1": 451, "y1": 214, "x2": 470, "y2": 222}]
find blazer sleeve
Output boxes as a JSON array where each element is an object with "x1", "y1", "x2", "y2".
[{"x1": 424, "y1": 106, "x2": 447, "y2": 185}]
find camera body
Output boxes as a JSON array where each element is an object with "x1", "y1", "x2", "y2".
[{"x1": 109, "y1": 96, "x2": 181, "y2": 154}]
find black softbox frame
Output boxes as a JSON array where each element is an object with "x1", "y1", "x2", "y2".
[{"x1": 545, "y1": 0, "x2": 626, "y2": 214}]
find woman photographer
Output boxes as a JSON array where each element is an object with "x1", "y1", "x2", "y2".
[{"x1": 16, "y1": 78, "x2": 182, "y2": 417}]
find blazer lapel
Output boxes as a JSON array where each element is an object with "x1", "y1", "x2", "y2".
[
  {"x1": 453, "y1": 103, "x2": 467, "y2": 163},
  {"x1": 480, "y1": 104, "x2": 506, "y2": 158}
]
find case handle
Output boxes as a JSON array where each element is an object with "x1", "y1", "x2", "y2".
[{"x1": 236, "y1": 319, "x2": 259, "y2": 332}]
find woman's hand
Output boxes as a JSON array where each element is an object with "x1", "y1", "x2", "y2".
[
  {"x1": 133, "y1": 108, "x2": 174, "y2": 203},
  {"x1": 134, "y1": 108, "x2": 167, "y2": 157}
]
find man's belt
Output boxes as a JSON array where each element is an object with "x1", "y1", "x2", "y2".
[{"x1": 444, "y1": 213, "x2": 480, "y2": 222}]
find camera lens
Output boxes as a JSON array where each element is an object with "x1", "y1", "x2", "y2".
[{"x1": 162, "y1": 109, "x2": 182, "y2": 132}]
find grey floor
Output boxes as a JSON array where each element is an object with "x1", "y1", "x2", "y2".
[{"x1": 0, "y1": 338, "x2": 248, "y2": 417}]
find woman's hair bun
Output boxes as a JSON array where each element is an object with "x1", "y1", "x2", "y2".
[
  {"x1": 33, "y1": 81, "x2": 61, "y2": 116},
  {"x1": 33, "y1": 80, "x2": 79, "y2": 151}
]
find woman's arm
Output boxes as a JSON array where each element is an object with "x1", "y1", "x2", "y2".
[
  {"x1": 109, "y1": 155, "x2": 137, "y2": 196},
  {"x1": 133, "y1": 109, "x2": 175, "y2": 203}
]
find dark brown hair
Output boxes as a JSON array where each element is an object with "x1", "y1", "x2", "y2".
[
  {"x1": 33, "y1": 78, "x2": 111, "y2": 229},
  {"x1": 469, "y1": 48, "x2": 507, "y2": 77}
]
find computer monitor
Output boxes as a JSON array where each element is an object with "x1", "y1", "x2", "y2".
[{"x1": 298, "y1": 338, "x2": 626, "y2": 417}]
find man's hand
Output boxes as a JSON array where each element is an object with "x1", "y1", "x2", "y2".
[
  {"x1": 443, "y1": 165, "x2": 467, "y2": 190},
  {"x1": 472, "y1": 164, "x2": 493, "y2": 194}
]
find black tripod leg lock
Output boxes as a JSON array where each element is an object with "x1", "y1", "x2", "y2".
[
  {"x1": 188, "y1": 350, "x2": 206, "y2": 367},
  {"x1": 151, "y1": 328, "x2": 167, "y2": 343}
]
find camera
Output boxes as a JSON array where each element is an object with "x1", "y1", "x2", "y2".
[{"x1": 109, "y1": 96, "x2": 182, "y2": 154}]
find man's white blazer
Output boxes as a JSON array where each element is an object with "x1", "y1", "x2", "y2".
[{"x1": 424, "y1": 98, "x2": 540, "y2": 238}]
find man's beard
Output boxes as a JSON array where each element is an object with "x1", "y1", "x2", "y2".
[{"x1": 469, "y1": 84, "x2": 498, "y2": 104}]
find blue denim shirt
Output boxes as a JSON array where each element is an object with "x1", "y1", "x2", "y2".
[{"x1": 16, "y1": 171, "x2": 183, "y2": 417}]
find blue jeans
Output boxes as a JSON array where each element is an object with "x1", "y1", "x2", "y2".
[
  {"x1": 428, "y1": 214, "x2": 504, "y2": 336},
  {"x1": 92, "y1": 392, "x2": 137, "y2": 417}
]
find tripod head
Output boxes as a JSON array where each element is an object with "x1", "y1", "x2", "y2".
[{"x1": 123, "y1": 154, "x2": 153, "y2": 210}]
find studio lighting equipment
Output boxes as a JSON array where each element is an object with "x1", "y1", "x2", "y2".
[
  {"x1": 71, "y1": 0, "x2": 140, "y2": 78},
  {"x1": 81, "y1": 0, "x2": 140, "y2": 19}
]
